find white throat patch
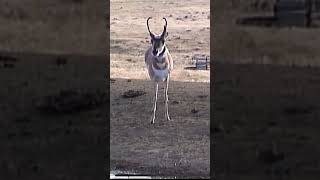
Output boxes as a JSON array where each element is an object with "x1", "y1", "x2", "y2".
[
  {"x1": 153, "y1": 45, "x2": 166, "y2": 58},
  {"x1": 152, "y1": 63, "x2": 169, "y2": 81}
]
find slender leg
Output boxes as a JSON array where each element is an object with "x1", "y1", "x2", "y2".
[
  {"x1": 165, "y1": 75, "x2": 171, "y2": 121},
  {"x1": 151, "y1": 82, "x2": 158, "y2": 124}
]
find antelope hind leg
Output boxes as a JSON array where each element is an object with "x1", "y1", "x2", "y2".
[{"x1": 165, "y1": 75, "x2": 171, "y2": 121}]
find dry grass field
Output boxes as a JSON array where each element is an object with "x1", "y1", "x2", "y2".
[
  {"x1": 110, "y1": 0, "x2": 210, "y2": 178},
  {"x1": 214, "y1": 0, "x2": 320, "y2": 66},
  {"x1": 213, "y1": 0, "x2": 320, "y2": 179},
  {"x1": 110, "y1": 0, "x2": 210, "y2": 82}
]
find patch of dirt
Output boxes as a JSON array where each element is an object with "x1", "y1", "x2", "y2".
[
  {"x1": 122, "y1": 90, "x2": 146, "y2": 98},
  {"x1": 214, "y1": 62, "x2": 320, "y2": 179},
  {"x1": 110, "y1": 79, "x2": 210, "y2": 178},
  {"x1": 35, "y1": 89, "x2": 108, "y2": 114},
  {"x1": 0, "y1": 52, "x2": 107, "y2": 180}
]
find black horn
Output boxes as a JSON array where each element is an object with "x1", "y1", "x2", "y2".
[
  {"x1": 147, "y1": 17, "x2": 154, "y2": 37},
  {"x1": 161, "y1": 17, "x2": 167, "y2": 37}
]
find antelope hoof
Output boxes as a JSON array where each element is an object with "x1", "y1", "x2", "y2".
[{"x1": 166, "y1": 115, "x2": 171, "y2": 121}]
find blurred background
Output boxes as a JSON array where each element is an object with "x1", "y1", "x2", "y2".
[{"x1": 0, "y1": 0, "x2": 107, "y2": 55}]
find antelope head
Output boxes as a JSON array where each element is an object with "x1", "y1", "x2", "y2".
[{"x1": 147, "y1": 17, "x2": 168, "y2": 57}]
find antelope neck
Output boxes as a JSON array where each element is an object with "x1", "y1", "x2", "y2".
[{"x1": 152, "y1": 52, "x2": 167, "y2": 70}]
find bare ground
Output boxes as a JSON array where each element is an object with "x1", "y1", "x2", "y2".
[
  {"x1": 214, "y1": 62, "x2": 320, "y2": 179},
  {"x1": 110, "y1": 78, "x2": 210, "y2": 178},
  {"x1": 0, "y1": 52, "x2": 107, "y2": 179}
]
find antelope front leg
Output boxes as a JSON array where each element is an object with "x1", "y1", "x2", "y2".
[
  {"x1": 151, "y1": 82, "x2": 158, "y2": 124},
  {"x1": 164, "y1": 75, "x2": 171, "y2": 121}
]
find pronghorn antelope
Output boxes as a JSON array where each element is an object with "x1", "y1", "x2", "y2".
[{"x1": 145, "y1": 17, "x2": 173, "y2": 124}]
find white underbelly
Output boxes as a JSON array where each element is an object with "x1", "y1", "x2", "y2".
[{"x1": 152, "y1": 65, "x2": 168, "y2": 81}]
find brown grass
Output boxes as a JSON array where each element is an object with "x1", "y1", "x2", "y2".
[{"x1": 110, "y1": 0, "x2": 210, "y2": 82}]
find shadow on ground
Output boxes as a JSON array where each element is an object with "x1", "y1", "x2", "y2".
[
  {"x1": 213, "y1": 62, "x2": 320, "y2": 180},
  {"x1": 0, "y1": 51, "x2": 108, "y2": 179},
  {"x1": 110, "y1": 78, "x2": 210, "y2": 178}
]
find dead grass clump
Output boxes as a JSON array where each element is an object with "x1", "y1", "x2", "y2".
[
  {"x1": 191, "y1": 108, "x2": 199, "y2": 114},
  {"x1": 0, "y1": 54, "x2": 18, "y2": 68},
  {"x1": 0, "y1": 55, "x2": 18, "y2": 62},
  {"x1": 283, "y1": 105, "x2": 314, "y2": 115},
  {"x1": 55, "y1": 56, "x2": 68, "y2": 67},
  {"x1": 36, "y1": 89, "x2": 108, "y2": 114},
  {"x1": 122, "y1": 90, "x2": 146, "y2": 98}
]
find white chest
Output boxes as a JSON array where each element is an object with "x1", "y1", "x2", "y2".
[{"x1": 152, "y1": 64, "x2": 169, "y2": 81}]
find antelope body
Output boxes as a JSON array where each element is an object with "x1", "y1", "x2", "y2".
[{"x1": 145, "y1": 17, "x2": 173, "y2": 124}]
